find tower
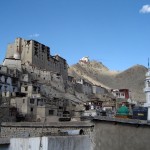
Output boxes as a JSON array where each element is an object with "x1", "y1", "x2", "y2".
[
  {"x1": 13, "y1": 46, "x2": 21, "y2": 60},
  {"x1": 144, "y1": 67, "x2": 150, "y2": 121}
]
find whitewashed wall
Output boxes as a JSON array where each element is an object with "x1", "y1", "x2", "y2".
[{"x1": 9, "y1": 136, "x2": 93, "y2": 150}]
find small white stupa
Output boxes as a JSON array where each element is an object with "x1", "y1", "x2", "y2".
[{"x1": 144, "y1": 60, "x2": 150, "y2": 121}]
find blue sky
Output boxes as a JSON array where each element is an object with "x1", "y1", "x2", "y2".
[{"x1": 0, "y1": 0, "x2": 150, "y2": 71}]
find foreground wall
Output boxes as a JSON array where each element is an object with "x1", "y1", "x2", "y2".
[
  {"x1": 94, "y1": 121, "x2": 150, "y2": 150},
  {"x1": 10, "y1": 135, "x2": 93, "y2": 150},
  {"x1": 2, "y1": 121, "x2": 150, "y2": 150},
  {"x1": 1, "y1": 122, "x2": 94, "y2": 138}
]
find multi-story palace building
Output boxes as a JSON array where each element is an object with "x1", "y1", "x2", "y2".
[{"x1": 5, "y1": 38, "x2": 68, "y2": 83}]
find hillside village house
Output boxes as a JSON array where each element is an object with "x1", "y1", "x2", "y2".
[
  {"x1": 75, "y1": 78, "x2": 93, "y2": 95},
  {"x1": 92, "y1": 85, "x2": 108, "y2": 94},
  {"x1": 111, "y1": 89, "x2": 130, "y2": 99},
  {"x1": 0, "y1": 65, "x2": 19, "y2": 98},
  {"x1": 111, "y1": 89, "x2": 135, "y2": 112}
]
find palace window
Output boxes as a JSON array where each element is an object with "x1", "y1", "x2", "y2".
[
  {"x1": 30, "y1": 107, "x2": 33, "y2": 112},
  {"x1": 148, "y1": 81, "x2": 150, "y2": 87},
  {"x1": 49, "y1": 110, "x2": 54, "y2": 115},
  {"x1": 25, "y1": 86, "x2": 28, "y2": 91},
  {"x1": 30, "y1": 98, "x2": 35, "y2": 104},
  {"x1": 121, "y1": 93, "x2": 124, "y2": 96}
]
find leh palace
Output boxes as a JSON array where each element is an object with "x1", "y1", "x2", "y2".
[{"x1": 0, "y1": 37, "x2": 116, "y2": 123}]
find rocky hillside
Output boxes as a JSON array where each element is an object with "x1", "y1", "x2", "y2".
[{"x1": 68, "y1": 61, "x2": 147, "y2": 102}]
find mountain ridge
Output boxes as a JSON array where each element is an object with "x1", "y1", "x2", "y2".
[{"x1": 68, "y1": 61, "x2": 147, "y2": 102}]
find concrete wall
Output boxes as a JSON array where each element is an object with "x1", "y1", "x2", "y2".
[
  {"x1": 94, "y1": 121, "x2": 150, "y2": 150},
  {"x1": 10, "y1": 135, "x2": 93, "y2": 150}
]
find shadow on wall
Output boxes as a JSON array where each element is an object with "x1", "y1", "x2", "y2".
[{"x1": 94, "y1": 122, "x2": 150, "y2": 150}]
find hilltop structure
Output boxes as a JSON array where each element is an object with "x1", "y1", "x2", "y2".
[{"x1": 79, "y1": 56, "x2": 90, "y2": 65}]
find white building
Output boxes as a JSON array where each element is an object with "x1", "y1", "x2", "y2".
[
  {"x1": 144, "y1": 68, "x2": 150, "y2": 121},
  {"x1": 9, "y1": 135, "x2": 92, "y2": 150},
  {"x1": 111, "y1": 89, "x2": 130, "y2": 99},
  {"x1": 79, "y1": 56, "x2": 90, "y2": 64}
]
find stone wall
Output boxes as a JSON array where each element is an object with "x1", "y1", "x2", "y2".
[
  {"x1": 2, "y1": 120, "x2": 150, "y2": 150},
  {"x1": 1, "y1": 122, "x2": 94, "y2": 138}
]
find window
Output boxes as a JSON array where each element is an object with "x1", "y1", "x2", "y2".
[
  {"x1": 59, "y1": 106, "x2": 63, "y2": 110},
  {"x1": 23, "y1": 99, "x2": 25, "y2": 103},
  {"x1": 37, "y1": 99, "x2": 43, "y2": 106},
  {"x1": 148, "y1": 81, "x2": 150, "y2": 87},
  {"x1": 30, "y1": 98, "x2": 34, "y2": 104},
  {"x1": 33, "y1": 86, "x2": 36, "y2": 92},
  {"x1": 121, "y1": 93, "x2": 124, "y2": 96},
  {"x1": 49, "y1": 110, "x2": 54, "y2": 115},
  {"x1": 5, "y1": 77, "x2": 7, "y2": 83},
  {"x1": 13, "y1": 87, "x2": 16, "y2": 92},
  {"x1": 30, "y1": 107, "x2": 33, "y2": 112},
  {"x1": 5, "y1": 86, "x2": 7, "y2": 91},
  {"x1": 25, "y1": 87, "x2": 28, "y2": 91},
  {"x1": 38, "y1": 87, "x2": 40, "y2": 92}
]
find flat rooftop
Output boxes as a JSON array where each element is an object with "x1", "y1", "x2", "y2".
[
  {"x1": 1, "y1": 121, "x2": 94, "y2": 128},
  {"x1": 93, "y1": 116, "x2": 150, "y2": 126}
]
